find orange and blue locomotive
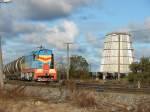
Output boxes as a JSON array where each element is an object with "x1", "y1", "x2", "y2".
[{"x1": 3, "y1": 47, "x2": 57, "y2": 81}]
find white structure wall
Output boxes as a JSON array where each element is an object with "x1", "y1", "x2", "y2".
[{"x1": 100, "y1": 32, "x2": 134, "y2": 74}]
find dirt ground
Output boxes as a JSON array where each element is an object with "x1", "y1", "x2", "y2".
[
  {"x1": 0, "y1": 85, "x2": 150, "y2": 112},
  {"x1": 0, "y1": 98, "x2": 105, "y2": 112},
  {"x1": 0, "y1": 95, "x2": 149, "y2": 112}
]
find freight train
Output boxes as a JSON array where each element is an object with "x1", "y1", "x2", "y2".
[{"x1": 3, "y1": 47, "x2": 57, "y2": 81}]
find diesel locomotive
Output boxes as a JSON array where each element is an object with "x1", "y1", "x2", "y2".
[{"x1": 3, "y1": 47, "x2": 57, "y2": 81}]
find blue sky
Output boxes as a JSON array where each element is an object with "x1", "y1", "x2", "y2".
[{"x1": 0, "y1": 0, "x2": 150, "y2": 71}]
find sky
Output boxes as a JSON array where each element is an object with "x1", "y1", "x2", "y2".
[{"x1": 0, "y1": 0, "x2": 150, "y2": 71}]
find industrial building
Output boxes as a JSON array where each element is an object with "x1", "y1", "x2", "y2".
[{"x1": 100, "y1": 32, "x2": 134, "y2": 79}]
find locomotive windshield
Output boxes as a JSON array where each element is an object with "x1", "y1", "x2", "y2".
[{"x1": 32, "y1": 49, "x2": 54, "y2": 69}]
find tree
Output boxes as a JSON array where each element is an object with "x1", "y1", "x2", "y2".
[
  {"x1": 69, "y1": 55, "x2": 90, "y2": 79},
  {"x1": 129, "y1": 62, "x2": 140, "y2": 73},
  {"x1": 56, "y1": 62, "x2": 67, "y2": 80},
  {"x1": 128, "y1": 57, "x2": 150, "y2": 84},
  {"x1": 139, "y1": 57, "x2": 150, "y2": 73}
]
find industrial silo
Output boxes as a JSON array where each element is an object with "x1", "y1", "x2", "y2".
[{"x1": 100, "y1": 32, "x2": 134, "y2": 79}]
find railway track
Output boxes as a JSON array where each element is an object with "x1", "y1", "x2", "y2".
[
  {"x1": 5, "y1": 80, "x2": 150, "y2": 94},
  {"x1": 76, "y1": 82, "x2": 150, "y2": 94},
  {"x1": 4, "y1": 80, "x2": 61, "y2": 87}
]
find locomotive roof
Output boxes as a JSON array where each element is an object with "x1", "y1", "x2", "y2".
[{"x1": 32, "y1": 48, "x2": 53, "y2": 55}]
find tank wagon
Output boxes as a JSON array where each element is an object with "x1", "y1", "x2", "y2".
[{"x1": 3, "y1": 47, "x2": 57, "y2": 81}]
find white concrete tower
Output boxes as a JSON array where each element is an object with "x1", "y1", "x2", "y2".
[{"x1": 100, "y1": 32, "x2": 134, "y2": 79}]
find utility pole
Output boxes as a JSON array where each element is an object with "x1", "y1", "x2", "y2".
[
  {"x1": 0, "y1": 0, "x2": 12, "y2": 89},
  {"x1": 0, "y1": 36, "x2": 3, "y2": 89},
  {"x1": 64, "y1": 43, "x2": 73, "y2": 80}
]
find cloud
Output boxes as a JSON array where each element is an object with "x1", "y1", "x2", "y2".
[
  {"x1": 0, "y1": 0, "x2": 103, "y2": 70},
  {"x1": 118, "y1": 17, "x2": 150, "y2": 43},
  {"x1": 0, "y1": 0, "x2": 101, "y2": 36},
  {"x1": 16, "y1": 0, "x2": 71, "y2": 20},
  {"x1": 8, "y1": 0, "x2": 99, "y2": 21},
  {"x1": 86, "y1": 33, "x2": 99, "y2": 45},
  {"x1": 0, "y1": 21, "x2": 47, "y2": 38},
  {"x1": 0, "y1": 6, "x2": 79, "y2": 47},
  {"x1": 85, "y1": 32, "x2": 104, "y2": 49},
  {"x1": 117, "y1": 17, "x2": 150, "y2": 61},
  {"x1": 2, "y1": 19, "x2": 79, "y2": 64},
  {"x1": 23, "y1": 20, "x2": 79, "y2": 48},
  {"x1": 134, "y1": 46, "x2": 150, "y2": 61}
]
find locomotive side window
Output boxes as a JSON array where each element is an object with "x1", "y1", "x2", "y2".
[
  {"x1": 33, "y1": 54, "x2": 36, "y2": 60},
  {"x1": 50, "y1": 53, "x2": 54, "y2": 69}
]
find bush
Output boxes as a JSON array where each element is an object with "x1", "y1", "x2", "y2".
[{"x1": 128, "y1": 72, "x2": 150, "y2": 84}]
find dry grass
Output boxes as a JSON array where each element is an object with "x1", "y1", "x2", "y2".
[
  {"x1": 64, "y1": 80, "x2": 97, "y2": 108},
  {"x1": 137, "y1": 100, "x2": 150, "y2": 112},
  {"x1": 72, "y1": 91, "x2": 97, "y2": 108},
  {"x1": 0, "y1": 86, "x2": 27, "y2": 112},
  {"x1": 0, "y1": 86, "x2": 27, "y2": 101},
  {"x1": 65, "y1": 80, "x2": 76, "y2": 93},
  {"x1": 0, "y1": 108, "x2": 8, "y2": 112}
]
